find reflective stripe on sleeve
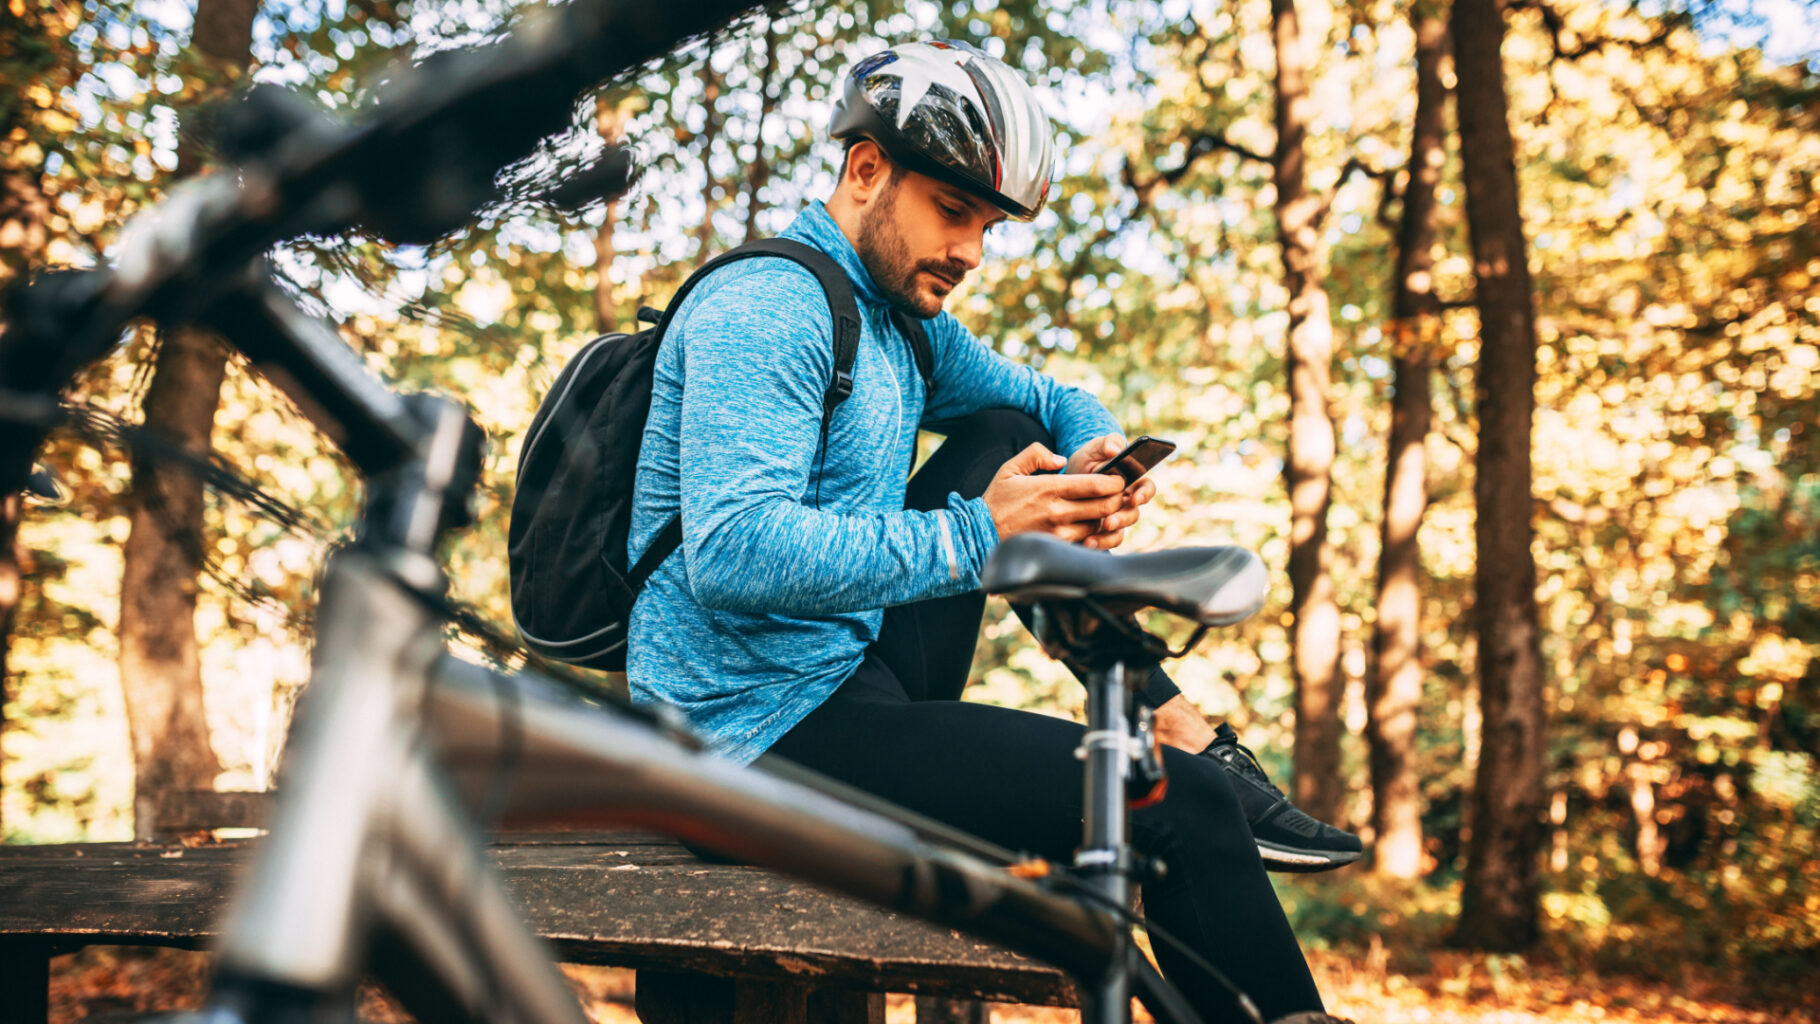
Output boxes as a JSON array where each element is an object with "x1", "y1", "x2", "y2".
[{"x1": 936, "y1": 510, "x2": 960, "y2": 581}]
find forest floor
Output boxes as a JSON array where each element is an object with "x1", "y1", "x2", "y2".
[{"x1": 46, "y1": 945, "x2": 1820, "y2": 1023}]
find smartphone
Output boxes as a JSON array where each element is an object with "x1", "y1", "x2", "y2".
[{"x1": 1092, "y1": 435, "x2": 1176, "y2": 485}]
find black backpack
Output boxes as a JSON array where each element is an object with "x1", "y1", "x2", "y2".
[{"x1": 508, "y1": 238, "x2": 934, "y2": 671}]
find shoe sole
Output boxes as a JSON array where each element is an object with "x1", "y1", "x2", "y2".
[{"x1": 1256, "y1": 839, "x2": 1363, "y2": 873}]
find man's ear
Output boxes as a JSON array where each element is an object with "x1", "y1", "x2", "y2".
[{"x1": 843, "y1": 140, "x2": 891, "y2": 202}]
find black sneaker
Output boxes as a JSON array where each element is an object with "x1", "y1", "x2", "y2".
[{"x1": 1201, "y1": 723, "x2": 1363, "y2": 873}]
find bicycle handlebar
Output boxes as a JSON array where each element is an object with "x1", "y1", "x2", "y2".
[{"x1": 0, "y1": 0, "x2": 763, "y2": 486}]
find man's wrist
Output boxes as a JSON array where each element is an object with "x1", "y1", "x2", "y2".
[{"x1": 951, "y1": 494, "x2": 1001, "y2": 573}]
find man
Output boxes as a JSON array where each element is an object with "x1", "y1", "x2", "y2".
[{"x1": 628, "y1": 41, "x2": 1355, "y2": 1021}]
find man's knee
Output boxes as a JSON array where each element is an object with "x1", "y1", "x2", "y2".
[
  {"x1": 1136, "y1": 751, "x2": 1254, "y2": 854},
  {"x1": 939, "y1": 408, "x2": 1055, "y2": 453},
  {"x1": 908, "y1": 409, "x2": 1058, "y2": 510}
]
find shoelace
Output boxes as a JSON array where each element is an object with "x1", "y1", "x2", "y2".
[{"x1": 1208, "y1": 729, "x2": 1286, "y2": 798}]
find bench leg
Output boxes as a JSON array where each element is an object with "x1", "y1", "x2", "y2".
[
  {"x1": 636, "y1": 971, "x2": 882, "y2": 1024},
  {"x1": 635, "y1": 970, "x2": 744, "y2": 1023},
  {"x1": 915, "y1": 995, "x2": 990, "y2": 1024},
  {"x1": 0, "y1": 939, "x2": 51, "y2": 1024},
  {"x1": 809, "y1": 988, "x2": 884, "y2": 1024}
]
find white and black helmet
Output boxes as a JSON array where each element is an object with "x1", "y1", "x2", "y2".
[{"x1": 830, "y1": 40, "x2": 1056, "y2": 221}]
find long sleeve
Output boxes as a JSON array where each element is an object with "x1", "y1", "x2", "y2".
[
  {"x1": 920, "y1": 312, "x2": 1121, "y2": 456},
  {"x1": 674, "y1": 268, "x2": 986, "y2": 616}
]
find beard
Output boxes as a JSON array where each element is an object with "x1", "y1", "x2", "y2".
[{"x1": 855, "y1": 176, "x2": 971, "y2": 319}]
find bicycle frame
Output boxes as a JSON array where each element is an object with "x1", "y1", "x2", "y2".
[{"x1": 206, "y1": 540, "x2": 1127, "y2": 1024}]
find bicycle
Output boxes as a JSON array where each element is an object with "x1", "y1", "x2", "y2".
[{"x1": 0, "y1": 3, "x2": 1342, "y2": 1023}]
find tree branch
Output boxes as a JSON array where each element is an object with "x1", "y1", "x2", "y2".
[
  {"x1": 1181, "y1": 132, "x2": 1274, "y2": 177},
  {"x1": 1046, "y1": 131, "x2": 1267, "y2": 336},
  {"x1": 1537, "y1": 494, "x2": 1612, "y2": 526},
  {"x1": 1127, "y1": 131, "x2": 1272, "y2": 199},
  {"x1": 1314, "y1": 155, "x2": 1396, "y2": 231},
  {"x1": 1377, "y1": 169, "x2": 1405, "y2": 230}
]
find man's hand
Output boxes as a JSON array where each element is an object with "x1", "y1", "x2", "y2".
[
  {"x1": 1065, "y1": 433, "x2": 1129, "y2": 476},
  {"x1": 1064, "y1": 434, "x2": 1159, "y2": 550},
  {"x1": 983, "y1": 443, "x2": 1128, "y2": 545}
]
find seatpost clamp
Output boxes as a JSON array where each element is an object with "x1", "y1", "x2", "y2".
[
  {"x1": 1070, "y1": 846, "x2": 1166, "y2": 884},
  {"x1": 1073, "y1": 728, "x2": 1132, "y2": 763}
]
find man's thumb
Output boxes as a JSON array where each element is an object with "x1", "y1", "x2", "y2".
[{"x1": 1004, "y1": 442, "x2": 1065, "y2": 476}]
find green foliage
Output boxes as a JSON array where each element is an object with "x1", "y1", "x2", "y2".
[{"x1": 1275, "y1": 873, "x2": 1462, "y2": 964}]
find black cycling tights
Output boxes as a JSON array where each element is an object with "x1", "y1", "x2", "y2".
[{"x1": 768, "y1": 410, "x2": 1324, "y2": 1023}]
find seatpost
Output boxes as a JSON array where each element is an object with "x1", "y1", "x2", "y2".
[
  {"x1": 1022, "y1": 597, "x2": 1172, "y2": 1023},
  {"x1": 1077, "y1": 660, "x2": 1133, "y2": 1024}
]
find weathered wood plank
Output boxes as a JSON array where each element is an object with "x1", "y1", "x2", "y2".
[
  {"x1": 154, "y1": 789, "x2": 270, "y2": 834},
  {"x1": 0, "y1": 832, "x2": 1074, "y2": 1006}
]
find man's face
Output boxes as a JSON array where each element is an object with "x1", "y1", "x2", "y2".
[{"x1": 855, "y1": 167, "x2": 1006, "y2": 318}]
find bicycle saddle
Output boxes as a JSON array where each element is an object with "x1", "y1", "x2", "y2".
[{"x1": 982, "y1": 533, "x2": 1268, "y2": 627}]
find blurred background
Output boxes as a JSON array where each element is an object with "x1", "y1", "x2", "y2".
[{"x1": 1, "y1": 0, "x2": 1815, "y2": 1019}]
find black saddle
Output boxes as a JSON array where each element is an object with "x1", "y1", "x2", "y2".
[{"x1": 981, "y1": 533, "x2": 1267, "y2": 627}]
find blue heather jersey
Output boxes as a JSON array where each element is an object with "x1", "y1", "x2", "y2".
[{"x1": 626, "y1": 201, "x2": 1119, "y2": 764}]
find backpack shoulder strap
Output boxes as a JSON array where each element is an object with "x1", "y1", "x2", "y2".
[
  {"x1": 636, "y1": 239, "x2": 865, "y2": 570},
  {"x1": 653, "y1": 238, "x2": 862, "y2": 420},
  {"x1": 627, "y1": 517, "x2": 682, "y2": 589},
  {"x1": 888, "y1": 308, "x2": 937, "y2": 396}
]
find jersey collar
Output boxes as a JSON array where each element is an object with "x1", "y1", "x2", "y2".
[{"x1": 783, "y1": 201, "x2": 891, "y2": 309}]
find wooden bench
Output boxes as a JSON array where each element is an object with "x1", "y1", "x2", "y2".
[{"x1": 0, "y1": 830, "x2": 1075, "y2": 1023}]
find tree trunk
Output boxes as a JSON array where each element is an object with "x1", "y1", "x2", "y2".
[
  {"x1": 696, "y1": 58, "x2": 723, "y2": 256},
  {"x1": 1625, "y1": 759, "x2": 1661, "y2": 876},
  {"x1": 1450, "y1": 0, "x2": 1549, "y2": 950},
  {"x1": 118, "y1": 328, "x2": 231, "y2": 839},
  {"x1": 594, "y1": 97, "x2": 627, "y2": 332},
  {"x1": 1272, "y1": 0, "x2": 1342, "y2": 824},
  {"x1": 1367, "y1": 0, "x2": 1449, "y2": 880},
  {"x1": 742, "y1": 17, "x2": 779, "y2": 245},
  {"x1": 116, "y1": 0, "x2": 257, "y2": 840}
]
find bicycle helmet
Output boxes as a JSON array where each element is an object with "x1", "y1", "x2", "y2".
[{"x1": 830, "y1": 40, "x2": 1055, "y2": 221}]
